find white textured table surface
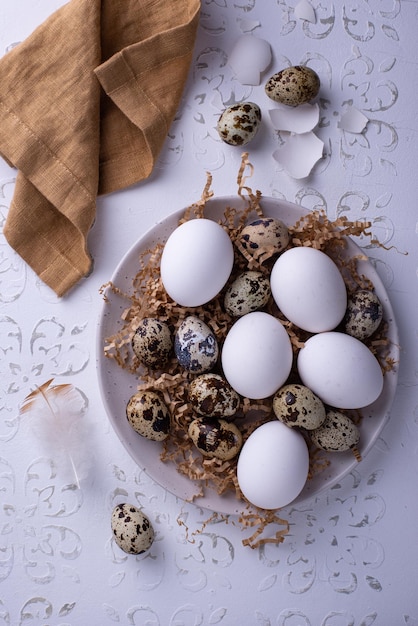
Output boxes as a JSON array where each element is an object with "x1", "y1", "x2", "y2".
[{"x1": 1, "y1": 1, "x2": 417, "y2": 624}]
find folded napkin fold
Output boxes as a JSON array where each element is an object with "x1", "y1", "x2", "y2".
[{"x1": 0, "y1": 0, "x2": 200, "y2": 296}]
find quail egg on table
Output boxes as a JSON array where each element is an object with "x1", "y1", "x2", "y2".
[
  {"x1": 126, "y1": 390, "x2": 170, "y2": 441},
  {"x1": 310, "y1": 409, "x2": 360, "y2": 452},
  {"x1": 265, "y1": 66, "x2": 320, "y2": 106},
  {"x1": 111, "y1": 503, "x2": 155, "y2": 555},
  {"x1": 188, "y1": 418, "x2": 243, "y2": 460},
  {"x1": 188, "y1": 373, "x2": 240, "y2": 419},
  {"x1": 224, "y1": 271, "x2": 271, "y2": 317},
  {"x1": 174, "y1": 316, "x2": 219, "y2": 373},
  {"x1": 273, "y1": 383, "x2": 326, "y2": 430},
  {"x1": 132, "y1": 318, "x2": 172, "y2": 369},
  {"x1": 217, "y1": 102, "x2": 262, "y2": 146},
  {"x1": 343, "y1": 289, "x2": 383, "y2": 340}
]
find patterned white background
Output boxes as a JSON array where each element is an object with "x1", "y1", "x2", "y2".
[{"x1": 0, "y1": 0, "x2": 417, "y2": 623}]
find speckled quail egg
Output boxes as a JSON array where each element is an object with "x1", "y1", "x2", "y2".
[
  {"x1": 217, "y1": 101, "x2": 262, "y2": 146},
  {"x1": 238, "y1": 217, "x2": 289, "y2": 261},
  {"x1": 132, "y1": 318, "x2": 172, "y2": 369},
  {"x1": 188, "y1": 418, "x2": 243, "y2": 460},
  {"x1": 224, "y1": 271, "x2": 271, "y2": 317},
  {"x1": 310, "y1": 409, "x2": 360, "y2": 452},
  {"x1": 188, "y1": 373, "x2": 240, "y2": 419},
  {"x1": 111, "y1": 503, "x2": 154, "y2": 554},
  {"x1": 343, "y1": 290, "x2": 383, "y2": 341},
  {"x1": 273, "y1": 384, "x2": 326, "y2": 430},
  {"x1": 175, "y1": 316, "x2": 219, "y2": 373},
  {"x1": 126, "y1": 390, "x2": 170, "y2": 441},
  {"x1": 265, "y1": 66, "x2": 320, "y2": 106}
]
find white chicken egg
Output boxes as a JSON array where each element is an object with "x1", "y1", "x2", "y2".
[
  {"x1": 297, "y1": 331, "x2": 384, "y2": 409},
  {"x1": 160, "y1": 218, "x2": 234, "y2": 307},
  {"x1": 221, "y1": 311, "x2": 293, "y2": 400},
  {"x1": 270, "y1": 246, "x2": 347, "y2": 333},
  {"x1": 237, "y1": 420, "x2": 309, "y2": 510}
]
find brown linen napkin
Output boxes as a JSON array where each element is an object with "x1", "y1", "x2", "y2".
[{"x1": 0, "y1": 0, "x2": 201, "y2": 296}]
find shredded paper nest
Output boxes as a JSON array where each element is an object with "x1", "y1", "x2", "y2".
[{"x1": 101, "y1": 153, "x2": 395, "y2": 549}]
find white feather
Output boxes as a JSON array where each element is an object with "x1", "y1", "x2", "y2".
[{"x1": 20, "y1": 379, "x2": 89, "y2": 488}]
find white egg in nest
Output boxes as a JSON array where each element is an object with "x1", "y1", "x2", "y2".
[
  {"x1": 160, "y1": 218, "x2": 234, "y2": 307},
  {"x1": 221, "y1": 311, "x2": 293, "y2": 400},
  {"x1": 297, "y1": 331, "x2": 384, "y2": 409},
  {"x1": 237, "y1": 420, "x2": 309, "y2": 510},
  {"x1": 270, "y1": 246, "x2": 347, "y2": 333}
]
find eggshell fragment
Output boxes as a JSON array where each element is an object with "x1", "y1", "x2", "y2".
[
  {"x1": 297, "y1": 332, "x2": 384, "y2": 409},
  {"x1": 111, "y1": 503, "x2": 154, "y2": 555},
  {"x1": 237, "y1": 421, "x2": 309, "y2": 510},
  {"x1": 228, "y1": 35, "x2": 272, "y2": 85},
  {"x1": 160, "y1": 218, "x2": 234, "y2": 307},
  {"x1": 269, "y1": 103, "x2": 319, "y2": 134},
  {"x1": 338, "y1": 107, "x2": 369, "y2": 133},
  {"x1": 272, "y1": 132, "x2": 324, "y2": 178},
  {"x1": 270, "y1": 247, "x2": 347, "y2": 333},
  {"x1": 221, "y1": 311, "x2": 293, "y2": 400},
  {"x1": 295, "y1": 0, "x2": 316, "y2": 23},
  {"x1": 237, "y1": 18, "x2": 261, "y2": 33}
]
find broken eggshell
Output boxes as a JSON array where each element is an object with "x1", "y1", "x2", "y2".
[
  {"x1": 338, "y1": 107, "x2": 369, "y2": 134},
  {"x1": 273, "y1": 132, "x2": 324, "y2": 179},
  {"x1": 237, "y1": 18, "x2": 261, "y2": 33},
  {"x1": 228, "y1": 34, "x2": 272, "y2": 86},
  {"x1": 294, "y1": 0, "x2": 316, "y2": 23},
  {"x1": 269, "y1": 102, "x2": 319, "y2": 134}
]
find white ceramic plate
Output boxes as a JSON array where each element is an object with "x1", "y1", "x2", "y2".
[{"x1": 97, "y1": 196, "x2": 399, "y2": 515}]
